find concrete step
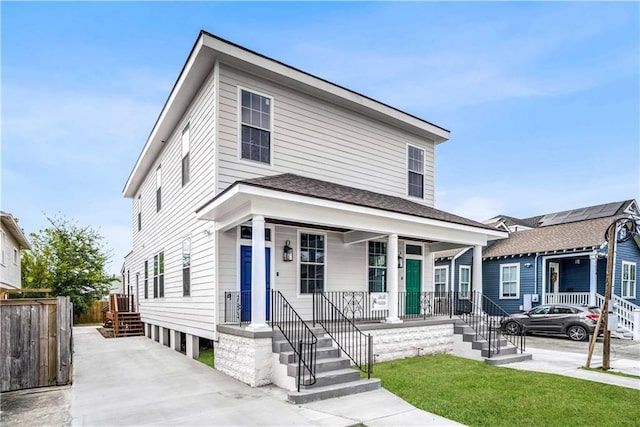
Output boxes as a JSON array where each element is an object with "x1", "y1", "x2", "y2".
[
  {"x1": 484, "y1": 353, "x2": 532, "y2": 365},
  {"x1": 279, "y1": 346, "x2": 340, "y2": 364},
  {"x1": 287, "y1": 357, "x2": 351, "y2": 377},
  {"x1": 481, "y1": 346, "x2": 517, "y2": 358},
  {"x1": 300, "y1": 368, "x2": 361, "y2": 389},
  {"x1": 287, "y1": 378, "x2": 381, "y2": 404},
  {"x1": 472, "y1": 338, "x2": 508, "y2": 350},
  {"x1": 272, "y1": 336, "x2": 333, "y2": 353}
]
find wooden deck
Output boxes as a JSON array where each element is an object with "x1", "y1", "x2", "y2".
[{"x1": 103, "y1": 294, "x2": 144, "y2": 337}]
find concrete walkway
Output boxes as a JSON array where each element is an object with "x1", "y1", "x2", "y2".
[
  {"x1": 71, "y1": 326, "x2": 461, "y2": 426},
  {"x1": 501, "y1": 344, "x2": 640, "y2": 390}
]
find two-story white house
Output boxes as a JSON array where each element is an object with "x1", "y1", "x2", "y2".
[
  {"x1": 122, "y1": 31, "x2": 507, "y2": 400},
  {"x1": 1, "y1": 211, "x2": 31, "y2": 298}
]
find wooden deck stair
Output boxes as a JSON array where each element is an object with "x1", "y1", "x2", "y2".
[{"x1": 104, "y1": 294, "x2": 144, "y2": 338}]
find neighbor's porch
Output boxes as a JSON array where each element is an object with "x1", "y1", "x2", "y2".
[{"x1": 542, "y1": 253, "x2": 599, "y2": 306}]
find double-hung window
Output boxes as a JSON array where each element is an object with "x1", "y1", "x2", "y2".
[
  {"x1": 368, "y1": 242, "x2": 387, "y2": 292},
  {"x1": 156, "y1": 167, "x2": 162, "y2": 212},
  {"x1": 154, "y1": 251, "x2": 164, "y2": 298},
  {"x1": 0, "y1": 231, "x2": 5, "y2": 265},
  {"x1": 500, "y1": 264, "x2": 519, "y2": 299},
  {"x1": 622, "y1": 261, "x2": 636, "y2": 298},
  {"x1": 240, "y1": 89, "x2": 271, "y2": 164},
  {"x1": 300, "y1": 233, "x2": 324, "y2": 293},
  {"x1": 459, "y1": 265, "x2": 471, "y2": 299},
  {"x1": 434, "y1": 266, "x2": 448, "y2": 296},
  {"x1": 144, "y1": 260, "x2": 149, "y2": 299},
  {"x1": 407, "y1": 145, "x2": 424, "y2": 198},
  {"x1": 181, "y1": 124, "x2": 190, "y2": 186},
  {"x1": 137, "y1": 194, "x2": 142, "y2": 231},
  {"x1": 183, "y1": 238, "x2": 191, "y2": 297}
]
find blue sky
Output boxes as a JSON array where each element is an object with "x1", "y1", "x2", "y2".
[{"x1": 2, "y1": 2, "x2": 639, "y2": 273}]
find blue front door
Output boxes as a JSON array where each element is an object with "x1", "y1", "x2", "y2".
[{"x1": 240, "y1": 246, "x2": 271, "y2": 322}]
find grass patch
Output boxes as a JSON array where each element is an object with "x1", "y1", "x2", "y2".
[
  {"x1": 582, "y1": 367, "x2": 640, "y2": 380},
  {"x1": 372, "y1": 354, "x2": 640, "y2": 427},
  {"x1": 197, "y1": 348, "x2": 214, "y2": 368}
]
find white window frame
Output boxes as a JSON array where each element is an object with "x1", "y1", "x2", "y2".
[
  {"x1": 1, "y1": 231, "x2": 5, "y2": 265},
  {"x1": 237, "y1": 86, "x2": 274, "y2": 166},
  {"x1": 407, "y1": 144, "x2": 425, "y2": 199},
  {"x1": 500, "y1": 263, "x2": 520, "y2": 299},
  {"x1": 182, "y1": 236, "x2": 191, "y2": 297},
  {"x1": 368, "y1": 240, "x2": 388, "y2": 293},
  {"x1": 297, "y1": 230, "x2": 326, "y2": 296},
  {"x1": 137, "y1": 194, "x2": 142, "y2": 232},
  {"x1": 622, "y1": 261, "x2": 636, "y2": 298},
  {"x1": 459, "y1": 265, "x2": 471, "y2": 299},
  {"x1": 181, "y1": 124, "x2": 190, "y2": 187},
  {"x1": 153, "y1": 250, "x2": 165, "y2": 298},
  {"x1": 434, "y1": 265, "x2": 449, "y2": 295},
  {"x1": 155, "y1": 166, "x2": 162, "y2": 212}
]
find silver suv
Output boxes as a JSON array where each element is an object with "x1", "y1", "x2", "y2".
[{"x1": 501, "y1": 304, "x2": 600, "y2": 341}]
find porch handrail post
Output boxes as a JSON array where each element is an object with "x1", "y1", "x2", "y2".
[
  {"x1": 386, "y1": 233, "x2": 402, "y2": 323},
  {"x1": 248, "y1": 215, "x2": 269, "y2": 331},
  {"x1": 589, "y1": 253, "x2": 597, "y2": 306}
]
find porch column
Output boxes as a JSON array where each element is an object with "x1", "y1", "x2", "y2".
[
  {"x1": 589, "y1": 253, "x2": 597, "y2": 306},
  {"x1": 248, "y1": 215, "x2": 270, "y2": 331},
  {"x1": 386, "y1": 233, "x2": 402, "y2": 323},
  {"x1": 472, "y1": 245, "x2": 483, "y2": 295}
]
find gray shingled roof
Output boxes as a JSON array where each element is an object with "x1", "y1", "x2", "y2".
[
  {"x1": 434, "y1": 247, "x2": 471, "y2": 260},
  {"x1": 239, "y1": 174, "x2": 497, "y2": 231},
  {"x1": 482, "y1": 216, "x2": 621, "y2": 258}
]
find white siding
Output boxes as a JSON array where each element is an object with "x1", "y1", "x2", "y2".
[
  {"x1": 0, "y1": 226, "x2": 22, "y2": 290},
  {"x1": 216, "y1": 64, "x2": 436, "y2": 206},
  {"x1": 124, "y1": 67, "x2": 218, "y2": 340}
]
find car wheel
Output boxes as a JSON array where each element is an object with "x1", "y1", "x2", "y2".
[
  {"x1": 504, "y1": 321, "x2": 521, "y2": 335},
  {"x1": 567, "y1": 325, "x2": 588, "y2": 341}
]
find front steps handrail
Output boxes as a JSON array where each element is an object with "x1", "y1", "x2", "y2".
[
  {"x1": 270, "y1": 290, "x2": 317, "y2": 392},
  {"x1": 313, "y1": 292, "x2": 373, "y2": 378},
  {"x1": 595, "y1": 293, "x2": 638, "y2": 333},
  {"x1": 454, "y1": 291, "x2": 526, "y2": 358}
]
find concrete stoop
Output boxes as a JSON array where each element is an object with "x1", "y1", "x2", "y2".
[
  {"x1": 453, "y1": 323, "x2": 532, "y2": 365},
  {"x1": 272, "y1": 330, "x2": 381, "y2": 404},
  {"x1": 610, "y1": 328, "x2": 634, "y2": 340}
]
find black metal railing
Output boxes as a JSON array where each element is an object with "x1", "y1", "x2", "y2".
[
  {"x1": 320, "y1": 291, "x2": 388, "y2": 322},
  {"x1": 313, "y1": 292, "x2": 373, "y2": 378},
  {"x1": 453, "y1": 291, "x2": 526, "y2": 358},
  {"x1": 398, "y1": 291, "x2": 454, "y2": 319},
  {"x1": 224, "y1": 291, "x2": 251, "y2": 325},
  {"x1": 270, "y1": 290, "x2": 317, "y2": 392}
]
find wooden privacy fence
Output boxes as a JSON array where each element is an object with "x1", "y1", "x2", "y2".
[
  {"x1": 0, "y1": 296, "x2": 73, "y2": 392},
  {"x1": 74, "y1": 300, "x2": 108, "y2": 324}
]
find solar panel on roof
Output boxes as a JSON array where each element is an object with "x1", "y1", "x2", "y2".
[{"x1": 537, "y1": 201, "x2": 624, "y2": 227}]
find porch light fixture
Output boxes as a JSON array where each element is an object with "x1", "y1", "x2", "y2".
[
  {"x1": 398, "y1": 253, "x2": 404, "y2": 269},
  {"x1": 283, "y1": 240, "x2": 293, "y2": 262},
  {"x1": 524, "y1": 263, "x2": 532, "y2": 268}
]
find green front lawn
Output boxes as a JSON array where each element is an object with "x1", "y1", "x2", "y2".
[{"x1": 372, "y1": 354, "x2": 640, "y2": 427}]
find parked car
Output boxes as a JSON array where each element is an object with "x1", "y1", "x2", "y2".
[{"x1": 501, "y1": 304, "x2": 600, "y2": 341}]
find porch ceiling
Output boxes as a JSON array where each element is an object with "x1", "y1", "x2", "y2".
[{"x1": 196, "y1": 175, "x2": 507, "y2": 246}]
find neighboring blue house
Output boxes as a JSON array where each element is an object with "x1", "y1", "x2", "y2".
[{"x1": 435, "y1": 199, "x2": 640, "y2": 336}]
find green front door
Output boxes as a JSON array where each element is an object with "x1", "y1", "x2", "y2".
[{"x1": 405, "y1": 259, "x2": 421, "y2": 315}]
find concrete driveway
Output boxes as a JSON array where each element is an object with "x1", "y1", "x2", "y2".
[{"x1": 68, "y1": 326, "x2": 460, "y2": 426}]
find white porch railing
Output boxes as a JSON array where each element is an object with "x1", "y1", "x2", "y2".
[
  {"x1": 595, "y1": 293, "x2": 638, "y2": 334},
  {"x1": 545, "y1": 292, "x2": 590, "y2": 305}
]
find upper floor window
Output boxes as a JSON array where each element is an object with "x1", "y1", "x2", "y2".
[
  {"x1": 0, "y1": 231, "x2": 5, "y2": 265},
  {"x1": 137, "y1": 194, "x2": 142, "y2": 231},
  {"x1": 13, "y1": 249, "x2": 18, "y2": 265},
  {"x1": 156, "y1": 166, "x2": 162, "y2": 212},
  {"x1": 500, "y1": 263, "x2": 519, "y2": 299},
  {"x1": 407, "y1": 145, "x2": 424, "y2": 198},
  {"x1": 622, "y1": 261, "x2": 636, "y2": 298},
  {"x1": 300, "y1": 233, "x2": 325, "y2": 294},
  {"x1": 368, "y1": 241, "x2": 387, "y2": 292},
  {"x1": 434, "y1": 266, "x2": 448, "y2": 296},
  {"x1": 154, "y1": 251, "x2": 164, "y2": 298},
  {"x1": 183, "y1": 237, "x2": 191, "y2": 297},
  {"x1": 240, "y1": 89, "x2": 271, "y2": 164},
  {"x1": 181, "y1": 124, "x2": 190, "y2": 187}
]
